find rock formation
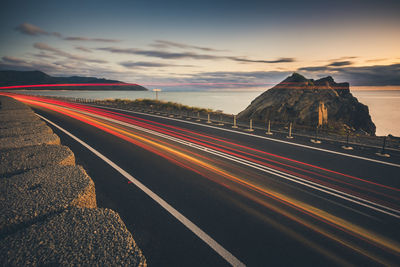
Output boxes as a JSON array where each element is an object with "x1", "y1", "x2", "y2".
[{"x1": 237, "y1": 73, "x2": 376, "y2": 135}]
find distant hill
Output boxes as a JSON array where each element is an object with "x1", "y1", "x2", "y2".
[
  {"x1": 0, "y1": 70, "x2": 147, "y2": 91},
  {"x1": 238, "y1": 73, "x2": 376, "y2": 135}
]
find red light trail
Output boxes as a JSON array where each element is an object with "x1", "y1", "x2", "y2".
[
  {"x1": 3, "y1": 92, "x2": 399, "y2": 264},
  {"x1": 0, "y1": 82, "x2": 351, "y2": 89},
  {"x1": 0, "y1": 83, "x2": 139, "y2": 90}
]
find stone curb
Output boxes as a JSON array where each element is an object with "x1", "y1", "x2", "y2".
[
  {"x1": 0, "y1": 208, "x2": 146, "y2": 266},
  {"x1": 0, "y1": 123, "x2": 52, "y2": 138},
  {"x1": 0, "y1": 95, "x2": 146, "y2": 266},
  {"x1": 0, "y1": 144, "x2": 75, "y2": 177},
  {"x1": 0, "y1": 120, "x2": 46, "y2": 130},
  {"x1": 0, "y1": 132, "x2": 61, "y2": 150},
  {"x1": 0, "y1": 165, "x2": 95, "y2": 236}
]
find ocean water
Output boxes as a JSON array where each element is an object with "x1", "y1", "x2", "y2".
[{"x1": 12, "y1": 89, "x2": 400, "y2": 136}]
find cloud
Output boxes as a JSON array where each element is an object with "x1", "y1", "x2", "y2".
[
  {"x1": 15, "y1": 22, "x2": 119, "y2": 43},
  {"x1": 333, "y1": 64, "x2": 400, "y2": 86},
  {"x1": 2, "y1": 56, "x2": 26, "y2": 64},
  {"x1": 120, "y1": 61, "x2": 172, "y2": 68},
  {"x1": 327, "y1": 60, "x2": 353, "y2": 67},
  {"x1": 75, "y1": 46, "x2": 92, "y2": 53},
  {"x1": 298, "y1": 63, "x2": 400, "y2": 86},
  {"x1": 0, "y1": 56, "x2": 133, "y2": 79},
  {"x1": 230, "y1": 57, "x2": 295, "y2": 64},
  {"x1": 31, "y1": 52, "x2": 57, "y2": 59},
  {"x1": 152, "y1": 40, "x2": 225, "y2": 52},
  {"x1": 15, "y1": 23, "x2": 61, "y2": 37},
  {"x1": 64, "y1": 37, "x2": 120, "y2": 42},
  {"x1": 366, "y1": 58, "x2": 387, "y2": 63},
  {"x1": 193, "y1": 70, "x2": 291, "y2": 81},
  {"x1": 97, "y1": 47, "x2": 218, "y2": 60},
  {"x1": 34, "y1": 42, "x2": 68, "y2": 55},
  {"x1": 119, "y1": 61, "x2": 194, "y2": 69},
  {"x1": 163, "y1": 64, "x2": 400, "y2": 88},
  {"x1": 34, "y1": 42, "x2": 107, "y2": 63},
  {"x1": 297, "y1": 66, "x2": 330, "y2": 72},
  {"x1": 98, "y1": 46, "x2": 295, "y2": 64},
  {"x1": 2, "y1": 55, "x2": 399, "y2": 88}
]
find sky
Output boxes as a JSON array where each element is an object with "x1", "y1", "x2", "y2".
[{"x1": 0, "y1": 0, "x2": 399, "y2": 90}]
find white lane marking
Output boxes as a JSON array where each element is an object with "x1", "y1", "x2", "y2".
[
  {"x1": 86, "y1": 103, "x2": 400, "y2": 168},
  {"x1": 90, "y1": 112, "x2": 400, "y2": 219},
  {"x1": 39, "y1": 107, "x2": 400, "y2": 219},
  {"x1": 37, "y1": 114, "x2": 245, "y2": 267}
]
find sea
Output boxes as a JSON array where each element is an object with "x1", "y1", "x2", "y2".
[{"x1": 12, "y1": 89, "x2": 400, "y2": 137}]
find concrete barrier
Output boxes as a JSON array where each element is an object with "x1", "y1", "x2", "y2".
[{"x1": 0, "y1": 95, "x2": 146, "y2": 266}]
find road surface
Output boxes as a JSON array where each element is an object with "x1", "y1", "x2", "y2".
[{"x1": 7, "y1": 94, "x2": 400, "y2": 266}]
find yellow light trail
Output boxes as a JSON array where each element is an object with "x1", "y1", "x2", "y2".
[{"x1": 21, "y1": 97, "x2": 400, "y2": 265}]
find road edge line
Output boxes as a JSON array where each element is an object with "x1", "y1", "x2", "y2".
[{"x1": 37, "y1": 114, "x2": 245, "y2": 267}]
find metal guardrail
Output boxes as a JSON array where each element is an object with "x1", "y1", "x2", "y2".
[{"x1": 33, "y1": 95, "x2": 400, "y2": 155}]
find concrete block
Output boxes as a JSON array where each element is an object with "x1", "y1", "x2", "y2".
[
  {"x1": 0, "y1": 208, "x2": 146, "y2": 266},
  {"x1": 0, "y1": 124, "x2": 52, "y2": 138},
  {"x1": 0, "y1": 132, "x2": 60, "y2": 150},
  {"x1": 0, "y1": 165, "x2": 96, "y2": 235},
  {"x1": 0, "y1": 144, "x2": 75, "y2": 177}
]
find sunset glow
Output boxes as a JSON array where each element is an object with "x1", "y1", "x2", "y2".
[{"x1": 1, "y1": 0, "x2": 399, "y2": 89}]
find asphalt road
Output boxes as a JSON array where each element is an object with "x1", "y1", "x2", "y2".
[{"x1": 11, "y1": 94, "x2": 400, "y2": 266}]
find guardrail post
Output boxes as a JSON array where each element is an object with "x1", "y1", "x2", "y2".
[
  {"x1": 245, "y1": 119, "x2": 254, "y2": 132},
  {"x1": 376, "y1": 136, "x2": 390, "y2": 157},
  {"x1": 232, "y1": 115, "x2": 238, "y2": 128},
  {"x1": 266, "y1": 120, "x2": 273, "y2": 135},
  {"x1": 286, "y1": 122, "x2": 294, "y2": 139},
  {"x1": 206, "y1": 113, "x2": 211, "y2": 123},
  {"x1": 342, "y1": 132, "x2": 353, "y2": 150},
  {"x1": 382, "y1": 136, "x2": 387, "y2": 154},
  {"x1": 310, "y1": 125, "x2": 321, "y2": 143},
  {"x1": 196, "y1": 112, "x2": 201, "y2": 121},
  {"x1": 216, "y1": 114, "x2": 224, "y2": 126}
]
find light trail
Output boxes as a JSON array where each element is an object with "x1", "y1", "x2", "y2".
[
  {"x1": 0, "y1": 82, "x2": 351, "y2": 89},
  {"x1": 6, "y1": 93, "x2": 400, "y2": 264},
  {"x1": 34, "y1": 113, "x2": 245, "y2": 267},
  {"x1": 17, "y1": 94, "x2": 399, "y2": 207},
  {"x1": 0, "y1": 83, "x2": 140, "y2": 89},
  {"x1": 12, "y1": 94, "x2": 400, "y2": 214}
]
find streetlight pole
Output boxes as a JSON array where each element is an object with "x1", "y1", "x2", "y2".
[{"x1": 153, "y1": 89, "x2": 161, "y2": 101}]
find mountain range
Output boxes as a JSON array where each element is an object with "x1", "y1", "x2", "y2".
[{"x1": 0, "y1": 70, "x2": 147, "y2": 91}]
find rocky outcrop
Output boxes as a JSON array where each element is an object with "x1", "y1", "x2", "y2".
[{"x1": 237, "y1": 73, "x2": 376, "y2": 135}]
